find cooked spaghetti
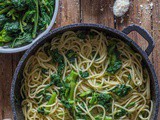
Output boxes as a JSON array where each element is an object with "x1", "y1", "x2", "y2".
[{"x1": 21, "y1": 30, "x2": 152, "y2": 120}]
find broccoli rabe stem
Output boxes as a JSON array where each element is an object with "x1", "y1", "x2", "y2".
[
  {"x1": 64, "y1": 70, "x2": 79, "y2": 100},
  {"x1": 0, "y1": 6, "x2": 11, "y2": 14},
  {"x1": 89, "y1": 93, "x2": 98, "y2": 104},
  {"x1": 19, "y1": 19, "x2": 24, "y2": 33},
  {"x1": 66, "y1": 70, "x2": 78, "y2": 83},
  {"x1": 79, "y1": 90, "x2": 92, "y2": 97},
  {"x1": 105, "y1": 116, "x2": 112, "y2": 120},
  {"x1": 32, "y1": 0, "x2": 39, "y2": 38},
  {"x1": 45, "y1": 92, "x2": 57, "y2": 113},
  {"x1": 69, "y1": 82, "x2": 76, "y2": 100}
]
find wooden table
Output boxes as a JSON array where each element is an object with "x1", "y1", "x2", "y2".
[{"x1": 0, "y1": 0, "x2": 160, "y2": 119}]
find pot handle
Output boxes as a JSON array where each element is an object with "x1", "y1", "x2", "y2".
[{"x1": 122, "y1": 24, "x2": 155, "y2": 56}]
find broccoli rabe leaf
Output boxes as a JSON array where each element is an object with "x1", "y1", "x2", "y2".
[
  {"x1": 11, "y1": 32, "x2": 32, "y2": 48},
  {"x1": 61, "y1": 99, "x2": 74, "y2": 109},
  {"x1": 50, "y1": 49, "x2": 64, "y2": 64},
  {"x1": 66, "y1": 50, "x2": 77, "y2": 63},
  {"x1": 0, "y1": 14, "x2": 8, "y2": 26},
  {"x1": 4, "y1": 21, "x2": 19, "y2": 33},
  {"x1": 38, "y1": 12, "x2": 50, "y2": 30},
  {"x1": 106, "y1": 43, "x2": 122, "y2": 74},
  {"x1": 114, "y1": 109, "x2": 128, "y2": 119},
  {"x1": 75, "y1": 103, "x2": 90, "y2": 119},
  {"x1": 89, "y1": 93, "x2": 112, "y2": 112},
  {"x1": 107, "y1": 61, "x2": 122, "y2": 74},
  {"x1": 97, "y1": 93, "x2": 112, "y2": 112},
  {"x1": 111, "y1": 84, "x2": 132, "y2": 97},
  {"x1": 50, "y1": 74, "x2": 61, "y2": 87},
  {"x1": 80, "y1": 71, "x2": 89, "y2": 78},
  {"x1": 12, "y1": 0, "x2": 27, "y2": 11}
]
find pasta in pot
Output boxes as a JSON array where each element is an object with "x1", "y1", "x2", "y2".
[{"x1": 21, "y1": 29, "x2": 152, "y2": 120}]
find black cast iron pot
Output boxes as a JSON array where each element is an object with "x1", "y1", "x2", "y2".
[{"x1": 11, "y1": 23, "x2": 159, "y2": 120}]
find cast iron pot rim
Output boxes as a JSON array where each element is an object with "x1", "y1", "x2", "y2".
[{"x1": 10, "y1": 23, "x2": 159, "y2": 120}]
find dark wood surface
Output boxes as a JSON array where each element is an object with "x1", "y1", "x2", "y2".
[{"x1": 0, "y1": 0, "x2": 159, "y2": 119}]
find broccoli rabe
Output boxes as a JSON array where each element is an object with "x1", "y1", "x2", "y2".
[
  {"x1": 12, "y1": 0, "x2": 27, "y2": 11},
  {"x1": 50, "y1": 74, "x2": 61, "y2": 87},
  {"x1": 66, "y1": 50, "x2": 77, "y2": 63},
  {"x1": 95, "y1": 114, "x2": 112, "y2": 120},
  {"x1": 79, "y1": 90, "x2": 92, "y2": 97},
  {"x1": 4, "y1": 21, "x2": 19, "y2": 33},
  {"x1": 0, "y1": 14, "x2": 7, "y2": 27},
  {"x1": 80, "y1": 71, "x2": 89, "y2": 78},
  {"x1": 106, "y1": 42, "x2": 122, "y2": 74},
  {"x1": 0, "y1": 0, "x2": 55, "y2": 47},
  {"x1": 89, "y1": 93, "x2": 112, "y2": 112},
  {"x1": 0, "y1": 29, "x2": 12, "y2": 42},
  {"x1": 114, "y1": 109, "x2": 128, "y2": 119},
  {"x1": 38, "y1": 92, "x2": 57, "y2": 115},
  {"x1": 60, "y1": 70, "x2": 79, "y2": 109},
  {"x1": 111, "y1": 84, "x2": 132, "y2": 97},
  {"x1": 10, "y1": 33, "x2": 32, "y2": 48}
]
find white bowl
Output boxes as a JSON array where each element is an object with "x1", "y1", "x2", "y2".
[{"x1": 0, "y1": 0, "x2": 59, "y2": 53}]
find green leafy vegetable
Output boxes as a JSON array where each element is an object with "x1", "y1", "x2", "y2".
[
  {"x1": 38, "y1": 92, "x2": 57, "y2": 115},
  {"x1": 51, "y1": 49, "x2": 64, "y2": 64},
  {"x1": 89, "y1": 93, "x2": 112, "y2": 112},
  {"x1": 4, "y1": 21, "x2": 19, "y2": 33},
  {"x1": 66, "y1": 50, "x2": 77, "y2": 63},
  {"x1": 89, "y1": 92, "x2": 99, "y2": 105},
  {"x1": 79, "y1": 90, "x2": 92, "y2": 97},
  {"x1": 50, "y1": 74, "x2": 61, "y2": 87},
  {"x1": 127, "y1": 102, "x2": 135, "y2": 108},
  {"x1": 60, "y1": 70, "x2": 79, "y2": 109},
  {"x1": 66, "y1": 70, "x2": 79, "y2": 83},
  {"x1": 80, "y1": 71, "x2": 89, "y2": 78},
  {"x1": 12, "y1": 0, "x2": 27, "y2": 11},
  {"x1": 107, "y1": 61, "x2": 122, "y2": 74},
  {"x1": 61, "y1": 99, "x2": 74, "y2": 109},
  {"x1": 111, "y1": 84, "x2": 132, "y2": 97},
  {"x1": 106, "y1": 43, "x2": 122, "y2": 74},
  {"x1": 95, "y1": 114, "x2": 112, "y2": 120},
  {"x1": 97, "y1": 93, "x2": 112, "y2": 112},
  {"x1": 0, "y1": 0, "x2": 55, "y2": 47},
  {"x1": 105, "y1": 116, "x2": 113, "y2": 120},
  {"x1": 75, "y1": 103, "x2": 90, "y2": 119},
  {"x1": 0, "y1": 29, "x2": 12, "y2": 42},
  {"x1": 32, "y1": 0, "x2": 39, "y2": 38},
  {"x1": 10, "y1": 32, "x2": 32, "y2": 48},
  {"x1": 114, "y1": 109, "x2": 128, "y2": 119},
  {"x1": 128, "y1": 74, "x2": 132, "y2": 80},
  {"x1": 0, "y1": 14, "x2": 7, "y2": 26}
]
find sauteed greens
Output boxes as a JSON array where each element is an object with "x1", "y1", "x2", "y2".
[{"x1": 0, "y1": 0, "x2": 55, "y2": 48}]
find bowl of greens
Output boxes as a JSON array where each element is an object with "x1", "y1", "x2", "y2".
[{"x1": 0, "y1": 0, "x2": 59, "y2": 53}]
